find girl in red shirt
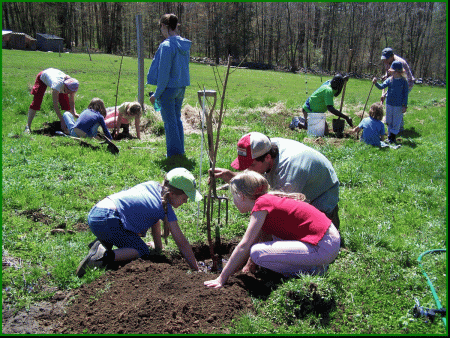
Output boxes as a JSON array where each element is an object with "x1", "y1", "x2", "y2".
[{"x1": 204, "y1": 170, "x2": 340, "y2": 288}]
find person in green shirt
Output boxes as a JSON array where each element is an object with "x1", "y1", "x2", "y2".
[{"x1": 300, "y1": 74, "x2": 353, "y2": 134}]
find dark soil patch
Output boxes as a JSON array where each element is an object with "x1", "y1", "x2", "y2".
[
  {"x1": 18, "y1": 208, "x2": 52, "y2": 225},
  {"x1": 2, "y1": 241, "x2": 285, "y2": 335}
]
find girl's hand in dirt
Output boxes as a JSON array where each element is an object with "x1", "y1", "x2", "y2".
[
  {"x1": 112, "y1": 130, "x2": 119, "y2": 140},
  {"x1": 204, "y1": 278, "x2": 223, "y2": 289},
  {"x1": 146, "y1": 241, "x2": 155, "y2": 248}
]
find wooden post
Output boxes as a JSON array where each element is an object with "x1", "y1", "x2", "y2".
[
  {"x1": 86, "y1": 44, "x2": 92, "y2": 61},
  {"x1": 136, "y1": 14, "x2": 145, "y2": 111}
]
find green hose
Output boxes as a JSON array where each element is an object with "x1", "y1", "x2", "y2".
[{"x1": 417, "y1": 249, "x2": 446, "y2": 328}]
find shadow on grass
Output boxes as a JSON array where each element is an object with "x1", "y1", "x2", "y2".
[
  {"x1": 397, "y1": 127, "x2": 420, "y2": 149},
  {"x1": 156, "y1": 154, "x2": 196, "y2": 172}
]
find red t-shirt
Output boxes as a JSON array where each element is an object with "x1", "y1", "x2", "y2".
[{"x1": 252, "y1": 194, "x2": 331, "y2": 245}]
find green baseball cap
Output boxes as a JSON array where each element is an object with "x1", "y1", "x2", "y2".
[{"x1": 166, "y1": 167, "x2": 202, "y2": 202}]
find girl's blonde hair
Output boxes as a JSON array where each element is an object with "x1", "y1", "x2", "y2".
[
  {"x1": 127, "y1": 102, "x2": 142, "y2": 117},
  {"x1": 88, "y1": 97, "x2": 107, "y2": 117},
  {"x1": 369, "y1": 102, "x2": 384, "y2": 121},
  {"x1": 230, "y1": 170, "x2": 306, "y2": 202},
  {"x1": 160, "y1": 179, "x2": 186, "y2": 241}
]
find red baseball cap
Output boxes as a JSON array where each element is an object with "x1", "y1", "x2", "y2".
[{"x1": 231, "y1": 132, "x2": 272, "y2": 170}]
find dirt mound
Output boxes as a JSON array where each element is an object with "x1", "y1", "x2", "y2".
[{"x1": 3, "y1": 242, "x2": 284, "y2": 335}]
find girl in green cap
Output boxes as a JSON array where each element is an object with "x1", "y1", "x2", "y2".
[{"x1": 76, "y1": 167, "x2": 201, "y2": 277}]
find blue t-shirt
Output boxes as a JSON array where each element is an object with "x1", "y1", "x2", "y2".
[
  {"x1": 74, "y1": 109, "x2": 113, "y2": 139},
  {"x1": 358, "y1": 117, "x2": 385, "y2": 147},
  {"x1": 108, "y1": 181, "x2": 177, "y2": 235}
]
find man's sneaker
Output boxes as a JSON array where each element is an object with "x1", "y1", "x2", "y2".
[
  {"x1": 24, "y1": 126, "x2": 31, "y2": 134},
  {"x1": 76, "y1": 241, "x2": 107, "y2": 277}
]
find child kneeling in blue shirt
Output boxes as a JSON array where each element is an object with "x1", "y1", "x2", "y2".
[
  {"x1": 352, "y1": 102, "x2": 386, "y2": 147},
  {"x1": 76, "y1": 167, "x2": 201, "y2": 277}
]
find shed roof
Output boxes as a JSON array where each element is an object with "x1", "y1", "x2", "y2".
[{"x1": 37, "y1": 33, "x2": 63, "y2": 40}]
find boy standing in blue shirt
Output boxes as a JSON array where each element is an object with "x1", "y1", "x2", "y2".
[{"x1": 373, "y1": 61, "x2": 409, "y2": 144}]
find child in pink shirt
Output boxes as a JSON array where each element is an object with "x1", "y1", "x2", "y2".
[{"x1": 204, "y1": 170, "x2": 341, "y2": 288}]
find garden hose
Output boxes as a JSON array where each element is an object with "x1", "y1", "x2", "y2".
[{"x1": 415, "y1": 249, "x2": 446, "y2": 328}]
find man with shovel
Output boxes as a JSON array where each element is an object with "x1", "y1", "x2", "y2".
[
  {"x1": 213, "y1": 132, "x2": 341, "y2": 229},
  {"x1": 300, "y1": 74, "x2": 353, "y2": 134}
]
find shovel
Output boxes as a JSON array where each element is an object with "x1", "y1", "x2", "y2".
[
  {"x1": 333, "y1": 49, "x2": 353, "y2": 138},
  {"x1": 357, "y1": 82, "x2": 375, "y2": 139},
  {"x1": 55, "y1": 131, "x2": 119, "y2": 154}
]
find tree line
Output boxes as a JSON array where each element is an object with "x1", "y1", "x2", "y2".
[{"x1": 2, "y1": 2, "x2": 446, "y2": 80}]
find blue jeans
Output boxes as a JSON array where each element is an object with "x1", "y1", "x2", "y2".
[
  {"x1": 62, "y1": 112, "x2": 78, "y2": 137},
  {"x1": 87, "y1": 206, "x2": 150, "y2": 257},
  {"x1": 159, "y1": 87, "x2": 185, "y2": 157}
]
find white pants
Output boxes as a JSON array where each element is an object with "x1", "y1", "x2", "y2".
[{"x1": 250, "y1": 224, "x2": 341, "y2": 277}]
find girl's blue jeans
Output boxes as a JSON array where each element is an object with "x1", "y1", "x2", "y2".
[
  {"x1": 159, "y1": 87, "x2": 186, "y2": 157},
  {"x1": 87, "y1": 206, "x2": 150, "y2": 258}
]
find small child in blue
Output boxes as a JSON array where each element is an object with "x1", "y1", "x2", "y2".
[
  {"x1": 76, "y1": 167, "x2": 202, "y2": 277},
  {"x1": 352, "y1": 102, "x2": 385, "y2": 147},
  {"x1": 372, "y1": 61, "x2": 409, "y2": 144},
  {"x1": 63, "y1": 97, "x2": 113, "y2": 140}
]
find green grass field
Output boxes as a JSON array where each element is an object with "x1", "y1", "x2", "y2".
[{"x1": 2, "y1": 49, "x2": 447, "y2": 334}]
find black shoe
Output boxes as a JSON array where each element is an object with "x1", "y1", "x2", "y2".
[{"x1": 76, "y1": 241, "x2": 107, "y2": 277}]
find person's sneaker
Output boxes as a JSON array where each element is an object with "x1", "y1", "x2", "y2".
[
  {"x1": 76, "y1": 241, "x2": 107, "y2": 277},
  {"x1": 87, "y1": 239, "x2": 100, "y2": 249},
  {"x1": 24, "y1": 126, "x2": 31, "y2": 134}
]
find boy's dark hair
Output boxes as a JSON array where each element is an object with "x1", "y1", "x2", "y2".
[
  {"x1": 331, "y1": 74, "x2": 345, "y2": 97},
  {"x1": 369, "y1": 102, "x2": 384, "y2": 121},
  {"x1": 254, "y1": 144, "x2": 279, "y2": 162}
]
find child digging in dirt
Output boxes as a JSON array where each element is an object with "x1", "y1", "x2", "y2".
[
  {"x1": 76, "y1": 167, "x2": 201, "y2": 277},
  {"x1": 352, "y1": 102, "x2": 386, "y2": 147},
  {"x1": 372, "y1": 60, "x2": 409, "y2": 144},
  {"x1": 204, "y1": 170, "x2": 340, "y2": 288},
  {"x1": 63, "y1": 97, "x2": 113, "y2": 140},
  {"x1": 104, "y1": 101, "x2": 142, "y2": 139}
]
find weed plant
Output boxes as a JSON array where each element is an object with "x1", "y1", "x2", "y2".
[{"x1": 1, "y1": 50, "x2": 447, "y2": 334}]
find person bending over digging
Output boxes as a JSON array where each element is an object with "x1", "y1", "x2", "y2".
[
  {"x1": 204, "y1": 170, "x2": 341, "y2": 288},
  {"x1": 352, "y1": 102, "x2": 386, "y2": 147},
  {"x1": 299, "y1": 74, "x2": 353, "y2": 134},
  {"x1": 25, "y1": 68, "x2": 79, "y2": 134},
  {"x1": 62, "y1": 97, "x2": 113, "y2": 140},
  {"x1": 76, "y1": 167, "x2": 201, "y2": 277},
  {"x1": 104, "y1": 101, "x2": 142, "y2": 139},
  {"x1": 213, "y1": 132, "x2": 341, "y2": 229}
]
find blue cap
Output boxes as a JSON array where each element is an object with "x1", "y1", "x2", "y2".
[
  {"x1": 381, "y1": 48, "x2": 394, "y2": 60},
  {"x1": 390, "y1": 61, "x2": 403, "y2": 72}
]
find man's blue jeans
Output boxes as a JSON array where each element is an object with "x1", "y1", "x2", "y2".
[{"x1": 159, "y1": 87, "x2": 186, "y2": 157}]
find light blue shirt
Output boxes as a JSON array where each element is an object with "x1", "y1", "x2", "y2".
[
  {"x1": 358, "y1": 117, "x2": 385, "y2": 147},
  {"x1": 109, "y1": 181, "x2": 177, "y2": 235},
  {"x1": 147, "y1": 36, "x2": 191, "y2": 99}
]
